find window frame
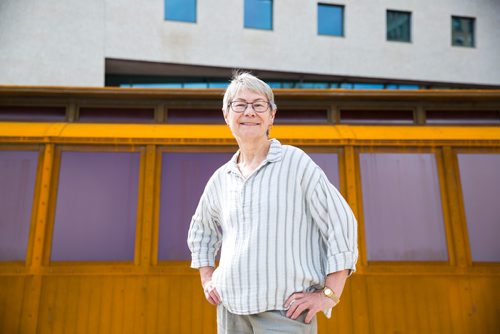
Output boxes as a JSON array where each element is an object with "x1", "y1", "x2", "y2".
[
  {"x1": 451, "y1": 15, "x2": 476, "y2": 48},
  {"x1": 0, "y1": 145, "x2": 43, "y2": 269},
  {"x1": 43, "y1": 145, "x2": 146, "y2": 269},
  {"x1": 317, "y1": 3, "x2": 345, "y2": 37},
  {"x1": 452, "y1": 147, "x2": 500, "y2": 269},
  {"x1": 355, "y1": 146, "x2": 456, "y2": 273},
  {"x1": 386, "y1": 9, "x2": 412, "y2": 43}
]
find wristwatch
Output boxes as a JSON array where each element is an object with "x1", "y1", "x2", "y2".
[{"x1": 322, "y1": 286, "x2": 340, "y2": 305}]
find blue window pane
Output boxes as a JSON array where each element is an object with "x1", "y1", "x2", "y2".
[
  {"x1": 340, "y1": 83, "x2": 354, "y2": 89},
  {"x1": 183, "y1": 82, "x2": 208, "y2": 88},
  {"x1": 387, "y1": 10, "x2": 411, "y2": 42},
  {"x1": 353, "y1": 83, "x2": 385, "y2": 90},
  {"x1": 318, "y1": 4, "x2": 344, "y2": 36},
  {"x1": 130, "y1": 83, "x2": 183, "y2": 88},
  {"x1": 398, "y1": 84, "x2": 420, "y2": 90},
  {"x1": 165, "y1": 0, "x2": 196, "y2": 23},
  {"x1": 452, "y1": 16, "x2": 475, "y2": 47},
  {"x1": 208, "y1": 82, "x2": 229, "y2": 88},
  {"x1": 244, "y1": 0, "x2": 273, "y2": 30}
]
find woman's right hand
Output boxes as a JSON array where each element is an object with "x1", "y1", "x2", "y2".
[{"x1": 199, "y1": 266, "x2": 221, "y2": 305}]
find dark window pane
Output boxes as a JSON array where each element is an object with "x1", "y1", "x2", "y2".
[
  {"x1": 458, "y1": 154, "x2": 500, "y2": 262},
  {"x1": 426, "y1": 110, "x2": 500, "y2": 124},
  {"x1": 164, "y1": 0, "x2": 196, "y2": 23},
  {"x1": 0, "y1": 106, "x2": 66, "y2": 122},
  {"x1": 308, "y1": 153, "x2": 339, "y2": 188},
  {"x1": 0, "y1": 151, "x2": 38, "y2": 261},
  {"x1": 167, "y1": 108, "x2": 225, "y2": 124},
  {"x1": 274, "y1": 109, "x2": 328, "y2": 124},
  {"x1": 318, "y1": 4, "x2": 344, "y2": 36},
  {"x1": 387, "y1": 10, "x2": 411, "y2": 42},
  {"x1": 51, "y1": 151, "x2": 140, "y2": 261},
  {"x1": 341, "y1": 109, "x2": 414, "y2": 124},
  {"x1": 452, "y1": 16, "x2": 475, "y2": 47},
  {"x1": 360, "y1": 153, "x2": 448, "y2": 261},
  {"x1": 79, "y1": 107, "x2": 155, "y2": 123},
  {"x1": 244, "y1": 0, "x2": 273, "y2": 30},
  {"x1": 158, "y1": 152, "x2": 232, "y2": 260}
]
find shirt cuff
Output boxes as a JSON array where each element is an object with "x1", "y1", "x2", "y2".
[
  {"x1": 325, "y1": 251, "x2": 357, "y2": 276},
  {"x1": 190, "y1": 255, "x2": 215, "y2": 269}
]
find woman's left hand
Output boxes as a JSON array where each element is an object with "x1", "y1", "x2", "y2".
[{"x1": 284, "y1": 291, "x2": 335, "y2": 324}]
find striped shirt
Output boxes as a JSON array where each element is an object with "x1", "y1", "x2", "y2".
[{"x1": 187, "y1": 139, "x2": 358, "y2": 315}]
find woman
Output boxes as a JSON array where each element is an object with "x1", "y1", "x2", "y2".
[{"x1": 187, "y1": 72, "x2": 358, "y2": 334}]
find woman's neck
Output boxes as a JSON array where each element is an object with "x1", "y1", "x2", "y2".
[{"x1": 236, "y1": 137, "x2": 271, "y2": 175}]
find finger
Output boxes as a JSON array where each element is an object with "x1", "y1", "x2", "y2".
[
  {"x1": 290, "y1": 303, "x2": 309, "y2": 320},
  {"x1": 285, "y1": 299, "x2": 300, "y2": 317},
  {"x1": 210, "y1": 289, "x2": 221, "y2": 304},
  {"x1": 304, "y1": 309, "x2": 317, "y2": 324}
]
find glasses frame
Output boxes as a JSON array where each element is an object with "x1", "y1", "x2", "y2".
[{"x1": 228, "y1": 101, "x2": 271, "y2": 113}]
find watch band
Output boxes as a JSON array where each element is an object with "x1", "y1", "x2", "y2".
[{"x1": 322, "y1": 286, "x2": 340, "y2": 305}]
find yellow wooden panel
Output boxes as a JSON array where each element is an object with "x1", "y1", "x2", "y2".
[
  {"x1": 1, "y1": 122, "x2": 500, "y2": 144},
  {"x1": 0, "y1": 276, "x2": 25, "y2": 333},
  {"x1": 468, "y1": 276, "x2": 500, "y2": 333},
  {"x1": 364, "y1": 275, "x2": 479, "y2": 334}
]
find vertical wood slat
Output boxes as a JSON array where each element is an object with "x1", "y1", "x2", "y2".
[{"x1": 0, "y1": 277, "x2": 25, "y2": 333}]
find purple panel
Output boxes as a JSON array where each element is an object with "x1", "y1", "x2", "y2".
[
  {"x1": 341, "y1": 109, "x2": 414, "y2": 124},
  {"x1": 0, "y1": 151, "x2": 38, "y2": 261},
  {"x1": 308, "y1": 153, "x2": 340, "y2": 189},
  {"x1": 51, "y1": 151, "x2": 140, "y2": 261},
  {"x1": 360, "y1": 153, "x2": 448, "y2": 261},
  {"x1": 274, "y1": 109, "x2": 328, "y2": 124},
  {"x1": 0, "y1": 106, "x2": 66, "y2": 121},
  {"x1": 159, "y1": 152, "x2": 232, "y2": 261},
  {"x1": 458, "y1": 154, "x2": 500, "y2": 262},
  {"x1": 167, "y1": 109, "x2": 225, "y2": 124},
  {"x1": 79, "y1": 107, "x2": 155, "y2": 123}
]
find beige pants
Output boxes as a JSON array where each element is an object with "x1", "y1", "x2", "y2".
[{"x1": 217, "y1": 305, "x2": 317, "y2": 334}]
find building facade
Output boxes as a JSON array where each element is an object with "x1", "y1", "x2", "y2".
[{"x1": 1, "y1": 0, "x2": 499, "y2": 87}]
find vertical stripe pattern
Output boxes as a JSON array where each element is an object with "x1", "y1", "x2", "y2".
[{"x1": 187, "y1": 139, "x2": 358, "y2": 315}]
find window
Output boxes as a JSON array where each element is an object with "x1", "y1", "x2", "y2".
[
  {"x1": 51, "y1": 151, "x2": 140, "y2": 261},
  {"x1": 452, "y1": 16, "x2": 475, "y2": 47},
  {"x1": 387, "y1": 10, "x2": 411, "y2": 42},
  {"x1": 458, "y1": 154, "x2": 500, "y2": 262},
  {"x1": 0, "y1": 150, "x2": 39, "y2": 261},
  {"x1": 158, "y1": 152, "x2": 232, "y2": 260},
  {"x1": 318, "y1": 4, "x2": 344, "y2": 36},
  {"x1": 360, "y1": 153, "x2": 448, "y2": 261},
  {"x1": 308, "y1": 153, "x2": 340, "y2": 189},
  {"x1": 164, "y1": 0, "x2": 196, "y2": 23},
  {"x1": 244, "y1": 0, "x2": 273, "y2": 30}
]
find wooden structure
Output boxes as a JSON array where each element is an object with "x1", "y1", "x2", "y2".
[{"x1": 0, "y1": 87, "x2": 499, "y2": 333}]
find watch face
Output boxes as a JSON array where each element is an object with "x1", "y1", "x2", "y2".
[{"x1": 324, "y1": 288, "x2": 333, "y2": 296}]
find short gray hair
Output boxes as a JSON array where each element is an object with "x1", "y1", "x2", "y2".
[{"x1": 222, "y1": 72, "x2": 277, "y2": 114}]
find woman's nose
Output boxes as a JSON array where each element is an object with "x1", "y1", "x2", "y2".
[{"x1": 243, "y1": 104, "x2": 256, "y2": 116}]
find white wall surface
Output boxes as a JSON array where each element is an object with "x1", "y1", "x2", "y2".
[
  {"x1": 1, "y1": 0, "x2": 499, "y2": 86},
  {"x1": 0, "y1": 0, "x2": 105, "y2": 86}
]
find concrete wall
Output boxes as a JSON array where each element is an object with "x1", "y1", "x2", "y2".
[
  {"x1": 0, "y1": 0, "x2": 105, "y2": 86},
  {"x1": 1, "y1": 0, "x2": 499, "y2": 86}
]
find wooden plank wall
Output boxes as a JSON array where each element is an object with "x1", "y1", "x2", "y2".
[{"x1": 1, "y1": 88, "x2": 499, "y2": 333}]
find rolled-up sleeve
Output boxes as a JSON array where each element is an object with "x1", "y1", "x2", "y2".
[
  {"x1": 308, "y1": 169, "x2": 358, "y2": 275},
  {"x1": 187, "y1": 179, "x2": 222, "y2": 268}
]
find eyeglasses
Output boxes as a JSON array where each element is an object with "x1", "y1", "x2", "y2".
[{"x1": 229, "y1": 101, "x2": 271, "y2": 113}]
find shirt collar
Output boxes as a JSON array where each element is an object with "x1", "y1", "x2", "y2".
[{"x1": 226, "y1": 138, "x2": 283, "y2": 174}]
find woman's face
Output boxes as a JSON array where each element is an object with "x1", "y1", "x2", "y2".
[{"x1": 224, "y1": 88, "x2": 276, "y2": 141}]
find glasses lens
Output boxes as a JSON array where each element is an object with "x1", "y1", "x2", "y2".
[
  {"x1": 231, "y1": 102, "x2": 247, "y2": 112},
  {"x1": 253, "y1": 102, "x2": 268, "y2": 112}
]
